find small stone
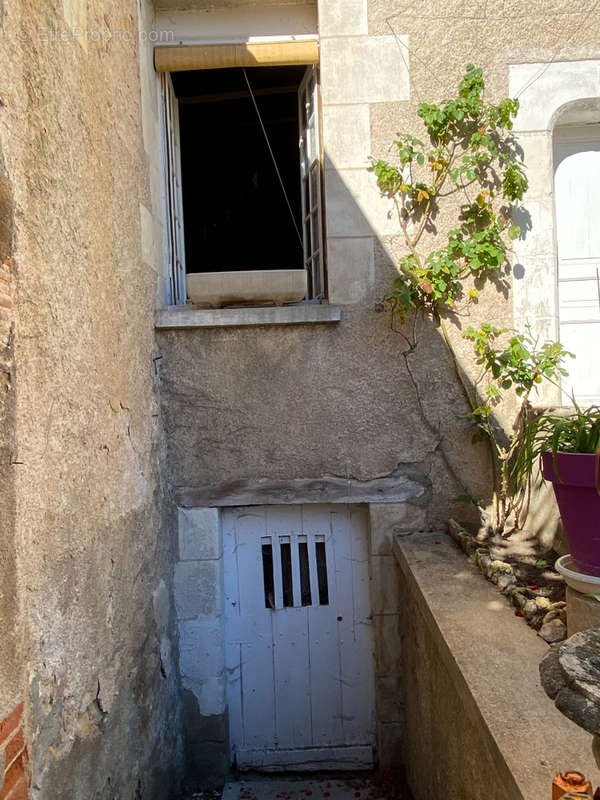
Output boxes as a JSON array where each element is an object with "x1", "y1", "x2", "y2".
[
  {"x1": 476, "y1": 550, "x2": 491, "y2": 574},
  {"x1": 523, "y1": 599, "x2": 539, "y2": 618},
  {"x1": 555, "y1": 686, "x2": 600, "y2": 736},
  {"x1": 543, "y1": 607, "x2": 567, "y2": 625},
  {"x1": 539, "y1": 645, "x2": 564, "y2": 699},
  {"x1": 496, "y1": 573, "x2": 517, "y2": 590},
  {"x1": 535, "y1": 596, "x2": 551, "y2": 610},
  {"x1": 490, "y1": 559, "x2": 513, "y2": 574},
  {"x1": 539, "y1": 618, "x2": 567, "y2": 643}
]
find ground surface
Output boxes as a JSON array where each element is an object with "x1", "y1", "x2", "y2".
[{"x1": 189, "y1": 771, "x2": 413, "y2": 800}]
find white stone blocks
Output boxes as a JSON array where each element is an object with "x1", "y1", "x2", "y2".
[
  {"x1": 318, "y1": 0, "x2": 368, "y2": 37},
  {"x1": 324, "y1": 169, "x2": 397, "y2": 238},
  {"x1": 179, "y1": 617, "x2": 225, "y2": 681},
  {"x1": 139, "y1": 202, "x2": 162, "y2": 273},
  {"x1": 178, "y1": 507, "x2": 222, "y2": 561},
  {"x1": 175, "y1": 507, "x2": 227, "y2": 717},
  {"x1": 323, "y1": 105, "x2": 371, "y2": 170},
  {"x1": 509, "y1": 60, "x2": 600, "y2": 132},
  {"x1": 327, "y1": 236, "x2": 375, "y2": 305},
  {"x1": 174, "y1": 559, "x2": 222, "y2": 619},
  {"x1": 320, "y1": 36, "x2": 410, "y2": 105}
]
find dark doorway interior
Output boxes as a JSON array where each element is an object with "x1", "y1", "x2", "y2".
[{"x1": 173, "y1": 66, "x2": 306, "y2": 273}]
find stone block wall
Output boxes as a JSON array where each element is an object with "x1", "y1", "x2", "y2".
[
  {"x1": 175, "y1": 508, "x2": 228, "y2": 789},
  {"x1": 318, "y1": 0, "x2": 409, "y2": 306}
]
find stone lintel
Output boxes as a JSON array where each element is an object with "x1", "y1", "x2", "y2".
[{"x1": 175, "y1": 470, "x2": 428, "y2": 508}]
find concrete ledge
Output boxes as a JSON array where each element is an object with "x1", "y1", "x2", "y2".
[
  {"x1": 155, "y1": 304, "x2": 342, "y2": 330},
  {"x1": 393, "y1": 532, "x2": 597, "y2": 800}
]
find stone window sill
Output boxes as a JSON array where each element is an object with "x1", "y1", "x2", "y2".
[{"x1": 155, "y1": 304, "x2": 342, "y2": 330}]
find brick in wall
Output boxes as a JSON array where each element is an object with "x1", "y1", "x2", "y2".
[{"x1": 0, "y1": 704, "x2": 28, "y2": 800}]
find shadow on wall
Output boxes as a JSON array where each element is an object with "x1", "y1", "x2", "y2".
[
  {"x1": 325, "y1": 127, "x2": 563, "y2": 544},
  {"x1": 159, "y1": 143, "x2": 526, "y2": 535}
]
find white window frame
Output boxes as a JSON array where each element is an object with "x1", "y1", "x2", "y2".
[
  {"x1": 162, "y1": 63, "x2": 325, "y2": 307},
  {"x1": 509, "y1": 60, "x2": 600, "y2": 406}
]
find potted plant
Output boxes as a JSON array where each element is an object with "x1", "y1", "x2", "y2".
[{"x1": 516, "y1": 403, "x2": 600, "y2": 576}]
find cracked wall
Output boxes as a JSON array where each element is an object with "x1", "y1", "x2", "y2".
[
  {"x1": 159, "y1": 312, "x2": 475, "y2": 527},
  {"x1": 0, "y1": 0, "x2": 183, "y2": 797}
]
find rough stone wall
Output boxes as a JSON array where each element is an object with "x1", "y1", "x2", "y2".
[
  {"x1": 0, "y1": 127, "x2": 25, "y2": 800},
  {"x1": 398, "y1": 577, "x2": 513, "y2": 800},
  {"x1": 0, "y1": 1, "x2": 182, "y2": 797}
]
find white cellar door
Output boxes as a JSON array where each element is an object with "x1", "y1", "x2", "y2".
[
  {"x1": 223, "y1": 505, "x2": 375, "y2": 771},
  {"x1": 554, "y1": 124, "x2": 600, "y2": 405}
]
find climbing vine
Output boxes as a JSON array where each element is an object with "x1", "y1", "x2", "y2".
[{"x1": 371, "y1": 65, "x2": 572, "y2": 536}]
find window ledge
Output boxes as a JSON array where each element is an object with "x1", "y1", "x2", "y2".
[{"x1": 155, "y1": 304, "x2": 341, "y2": 330}]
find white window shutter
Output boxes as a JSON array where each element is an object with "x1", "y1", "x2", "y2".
[
  {"x1": 554, "y1": 124, "x2": 600, "y2": 405},
  {"x1": 162, "y1": 72, "x2": 187, "y2": 306},
  {"x1": 298, "y1": 66, "x2": 325, "y2": 300}
]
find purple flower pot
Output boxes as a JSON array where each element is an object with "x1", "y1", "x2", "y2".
[{"x1": 541, "y1": 451, "x2": 600, "y2": 577}]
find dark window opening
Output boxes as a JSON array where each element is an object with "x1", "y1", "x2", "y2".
[
  {"x1": 315, "y1": 539, "x2": 329, "y2": 606},
  {"x1": 173, "y1": 66, "x2": 306, "y2": 273},
  {"x1": 298, "y1": 540, "x2": 312, "y2": 606},
  {"x1": 261, "y1": 542, "x2": 275, "y2": 609},
  {"x1": 280, "y1": 539, "x2": 294, "y2": 608}
]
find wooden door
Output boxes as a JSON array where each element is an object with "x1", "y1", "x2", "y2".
[
  {"x1": 554, "y1": 124, "x2": 600, "y2": 405},
  {"x1": 223, "y1": 505, "x2": 375, "y2": 771}
]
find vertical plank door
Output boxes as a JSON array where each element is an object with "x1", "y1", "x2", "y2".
[{"x1": 223, "y1": 505, "x2": 375, "y2": 771}]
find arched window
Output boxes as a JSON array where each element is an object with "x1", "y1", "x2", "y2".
[
  {"x1": 553, "y1": 105, "x2": 600, "y2": 404},
  {"x1": 509, "y1": 60, "x2": 600, "y2": 406}
]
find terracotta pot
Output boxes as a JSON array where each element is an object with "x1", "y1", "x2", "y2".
[
  {"x1": 542, "y1": 451, "x2": 600, "y2": 577},
  {"x1": 552, "y1": 770, "x2": 592, "y2": 799}
]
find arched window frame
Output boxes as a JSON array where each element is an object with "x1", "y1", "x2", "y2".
[{"x1": 509, "y1": 59, "x2": 600, "y2": 406}]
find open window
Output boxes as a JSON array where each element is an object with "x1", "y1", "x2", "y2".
[{"x1": 162, "y1": 62, "x2": 324, "y2": 307}]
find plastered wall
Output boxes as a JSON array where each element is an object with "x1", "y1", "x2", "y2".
[{"x1": 0, "y1": 0, "x2": 183, "y2": 797}]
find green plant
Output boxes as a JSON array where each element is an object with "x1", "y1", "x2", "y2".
[
  {"x1": 371, "y1": 65, "x2": 573, "y2": 536},
  {"x1": 463, "y1": 324, "x2": 572, "y2": 530},
  {"x1": 513, "y1": 402, "x2": 600, "y2": 486},
  {"x1": 370, "y1": 64, "x2": 526, "y2": 321}
]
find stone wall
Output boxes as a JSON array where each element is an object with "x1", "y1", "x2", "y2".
[
  {"x1": 394, "y1": 532, "x2": 597, "y2": 800},
  {"x1": 175, "y1": 508, "x2": 228, "y2": 788},
  {"x1": 0, "y1": 89, "x2": 24, "y2": 800},
  {"x1": 0, "y1": 1, "x2": 183, "y2": 797}
]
